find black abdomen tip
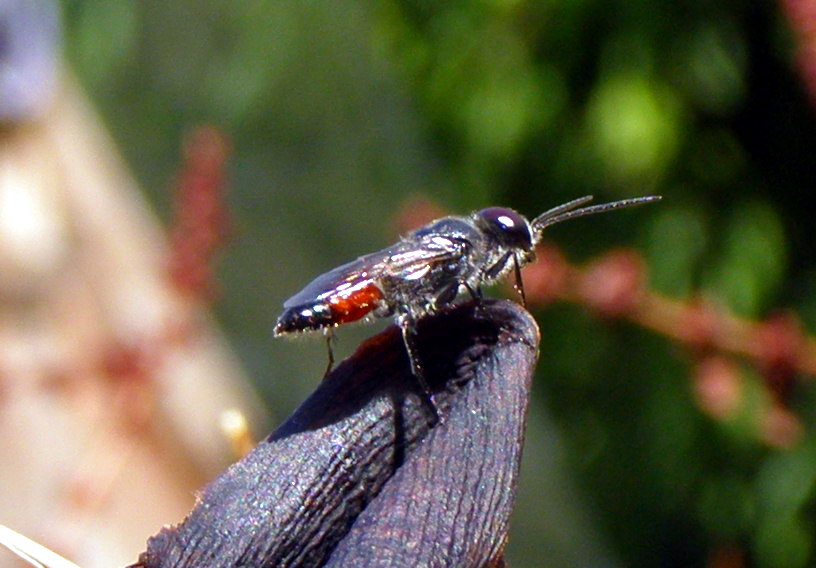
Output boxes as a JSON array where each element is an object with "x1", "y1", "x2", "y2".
[{"x1": 274, "y1": 303, "x2": 335, "y2": 335}]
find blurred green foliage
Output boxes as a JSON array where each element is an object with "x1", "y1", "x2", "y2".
[{"x1": 62, "y1": 1, "x2": 816, "y2": 566}]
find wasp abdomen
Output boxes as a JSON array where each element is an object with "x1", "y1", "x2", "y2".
[{"x1": 275, "y1": 282, "x2": 384, "y2": 334}]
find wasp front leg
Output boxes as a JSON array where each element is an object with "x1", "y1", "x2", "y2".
[{"x1": 512, "y1": 254, "x2": 527, "y2": 308}]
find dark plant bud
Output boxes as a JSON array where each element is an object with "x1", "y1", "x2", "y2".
[{"x1": 134, "y1": 299, "x2": 539, "y2": 568}]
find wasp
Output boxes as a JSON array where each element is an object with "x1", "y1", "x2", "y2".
[{"x1": 274, "y1": 195, "x2": 660, "y2": 399}]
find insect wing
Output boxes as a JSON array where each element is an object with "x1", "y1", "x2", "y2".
[
  {"x1": 383, "y1": 235, "x2": 467, "y2": 283},
  {"x1": 283, "y1": 234, "x2": 467, "y2": 308},
  {"x1": 282, "y1": 251, "x2": 390, "y2": 309}
]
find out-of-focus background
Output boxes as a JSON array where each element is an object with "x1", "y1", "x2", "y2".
[{"x1": 3, "y1": 1, "x2": 816, "y2": 567}]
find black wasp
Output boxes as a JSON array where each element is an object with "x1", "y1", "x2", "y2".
[{"x1": 274, "y1": 195, "x2": 660, "y2": 398}]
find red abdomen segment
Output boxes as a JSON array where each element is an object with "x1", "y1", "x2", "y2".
[
  {"x1": 327, "y1": 282, "x2": 384, "y2": 324},
  {"x1": 274, "y1": 282, "x2": 384, "y2": 334}
]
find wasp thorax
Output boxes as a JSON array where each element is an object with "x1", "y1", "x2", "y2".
[{"x1": 474, "y1": 207, "x2": 534, "y2": 251}]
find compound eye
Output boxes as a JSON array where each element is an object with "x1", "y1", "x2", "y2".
[{"x1": 476, "y1": 207, "x2": 533, "y2": 249}]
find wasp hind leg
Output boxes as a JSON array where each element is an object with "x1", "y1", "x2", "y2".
[
  {"x1": 398, "y1": 315, "x2": 440, "y2": 423},
  {"x1": 322, "y1": 327, "x2": 336, "y2": 378}
]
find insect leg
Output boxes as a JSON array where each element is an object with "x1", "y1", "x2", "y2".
[
  {"x1": 463, "y1": 282, "x2": 483, "y2": 302},
  {"x1": 433, "y1": 281, "x2": 461, "y2": 307},
  {"x1": 398, "y1": 315, "x2": 439, "y2": 421},
  {"x1": 484, "y1": 251, "x2": 514, "y2": 280},
  {"x1": 512, "y1": 253, "x2": 527, "y2": 308},
  {"x1": 323, "y1": 327, "x2": 336, "y2": 378}
]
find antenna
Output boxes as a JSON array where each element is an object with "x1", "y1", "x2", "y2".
[{"x1": 532, "y1": 195, "x2": 661, "y2": 240}]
